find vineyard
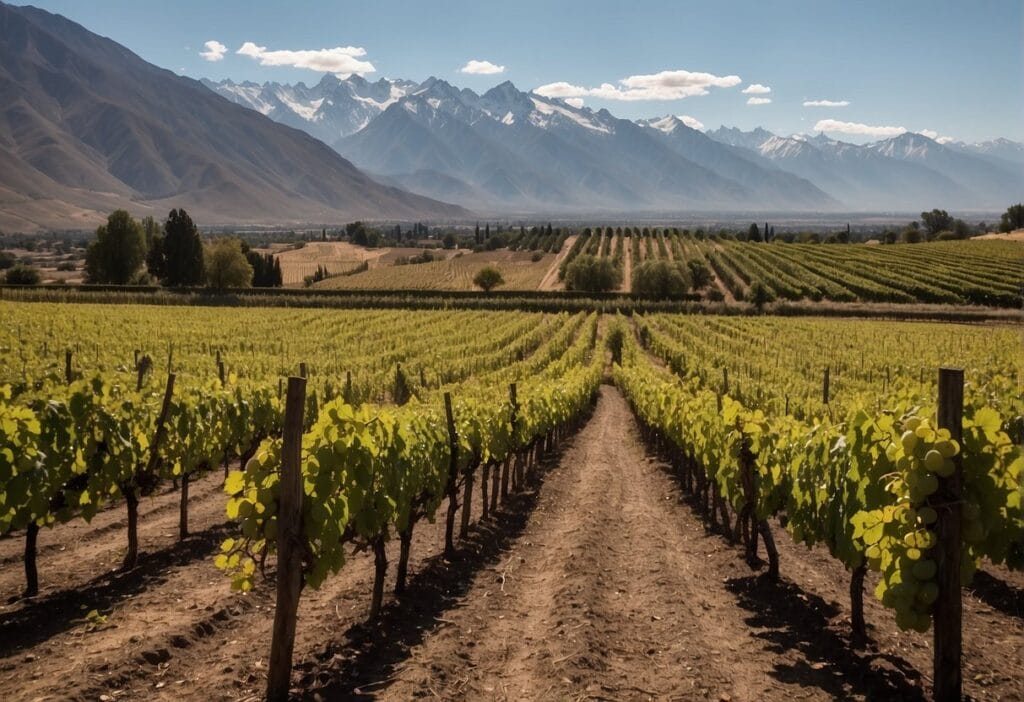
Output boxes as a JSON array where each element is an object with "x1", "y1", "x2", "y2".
[
  {"x1": 0, "y1": 301, "x2": 1021, "y2": 701},
  {"x1": 293, "y1": 230, "x2": 1024, "y2": 309},
  {"x1": 554, "y1": 229, "x2": 1023, "y2": 306}
]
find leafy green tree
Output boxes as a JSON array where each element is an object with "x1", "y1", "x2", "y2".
[
  {"x1": 563, "y1": 255, "x2": 622, "y2": 292},
  {"x1": 161, "y1": 209, "x2": 205, "y2": 286},
  {"x1": 920, "y1": 209, "x2": 954, "y2": 239},
  {"x1": 999, "y1": 203, "x2": 1024, "y2": 233},
  {"x1": 0, "y1": 250, "x2": 16, "y2": 270},
  {"x1": 3, "y1": 264, "x2": 41, "y2": 285},
  {"x1": 205, "y1": 239, "x2": 252, "y2": 289},
  {"x1": 472, "y1": 266, "x2": 504, "y2": 292},
  {"x1": 85, "y1": 210, "x2": 146, "y2": 283},
  {"x1": 747, "y1": 222, "x2": 761, "y2": 242},
  {"x1": 749, "y1": 280, "x2": 774, "y2": 310},
  {"x1": 902, "y1": 221, "x2": 922, "y2": 244},
  {"x1": 631, "y1": 260, "x2": 690, "y2": 300},
  {"x1": 687, "y1": 260, "x2": 712, "y2": 289},
  {"x1": 146, "y1": 233, "x2": 166, "y2": 280}
]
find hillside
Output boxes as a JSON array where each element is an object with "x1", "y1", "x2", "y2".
[{"x1": 0, "y1": 2, "x2": 467, "y2": 232}]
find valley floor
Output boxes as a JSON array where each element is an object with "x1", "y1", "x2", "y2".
[{"x1": 0, "y1": 387, "x2": 1020, "y2": 701}]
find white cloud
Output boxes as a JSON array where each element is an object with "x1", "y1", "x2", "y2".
[
  {"x1": 803, "y1": 99, "x2": 850, "y2": 107},
  {"x1": 564, "y1": 97, "x2": 585, "y2": 109},
  {"x1": 813, "y1": 119, "x2": 906, "y2": 138},
  {"x1": 679, "y1": 114, "x2": 704, "y2": 130},
  {"x1": 919, "y1": 129, "x2": 956, "y2": 143},
  {"x1": 199, "y1": 40, "x2": 228, "y2": 62},
  {"x1": 746, "y1": 97, "x2": 772, "y2": 105},
  {"x1": 459, "y1": 59, "x2": 505, "y2": 75},
  {"x1": 535, "y1": 69, "x2": 741, "y2": 102},
  {"x1": 236, "y1": 42, "x2": 375, "y2": 76},
  {"x1": 741, "y1": 83, "x2": 771, "y2": 94},
  {"x1": 534, "y1": 81, "x2": 587, "y2": 98}
]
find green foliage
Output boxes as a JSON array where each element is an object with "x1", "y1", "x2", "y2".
[
  {"x1": 631, "y1": 260, "x2": 691, "y2": 300},
  {"x1": 564, "y1": 254, "x2": 622, "y2": 292},
  {"x1": 85, "y1": 210, "x2": 147, "y2": 284},
  {"x1": 205, "y1": 238, "x2": 253, "y2": 289},
  {"x1": 160, "y1": 209, "x2": 205, "y2": 286},
  {"x1": 472, "y1": 266, "x2": 504, "y2": 292},
  {"x1": 3, "y1": 264, "x2": 41, "y2": 285},
  {"x1": 748, "y1": 280, "x2": 774, "y2": 309},
  {"x1": 921, "y1": 209, "x2": 954, "y2": 240},
  {"x1": 999, "y1": 203, "x2": 1024, "y2": 233},
  {"x1": 687, "y1": 260, "x2": 712, "y2": 290}
]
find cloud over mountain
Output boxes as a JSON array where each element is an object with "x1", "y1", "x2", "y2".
[
  {"x1": 813, "y1": 119, "x2": 905, "y2": 137},
  {"x1": 459, "y1": 59, "x2": 505, "y2": 75},
  {"x1": 199, "y1": 40, "x2": 227, "y2": 61},
  {"x1": 237, "y1": 42, "x2": 375, "y2": 76},
  {"x1": 535, "y1": 69, "x2": 741, "y2": 101}
]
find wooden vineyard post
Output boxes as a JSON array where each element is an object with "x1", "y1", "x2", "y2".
[
  {"x1": 218, "y1": 359, "x2": 226, "y2": 384},
  {"x1": 823, "y1": 367, "x2": 830, "y2": 405},
  {"x1": 266, "y1": 376, "x2": 306, "y2": 702},
  {"x1": 136, "y1": 355, "x2": 151, "y2": 391},
  {"x1": 125, "y1": 372, "x2": 175, "y2": 569},
  {"x1": 443, "y1": 392, "x2": 460, "y2": 559},
  {"x1": 459, "y1": 457, "x2": 475, "y2": 540},
  {"x1": 298, "y1": 362, "x2": 307, "y2": 379},
  {"x1": 510, "y1": 383, "x2": 522, "y2": 489},
  {"x1": 64, "y1": 349, "x2": 72, "y2": 384},
  {"x1": 722, "y1": 368, "x2": 729, "y2": 395},
  {"x1": 933, "y1": 368, "x2": 964, "y2": 702}
]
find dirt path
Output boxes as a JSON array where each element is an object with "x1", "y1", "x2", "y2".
[
  {"x1": 378, "y1": 386, "x2": 818, "y2": 701},
  {"x1": 1, "y1": 387, "x2": 1018, "y2": 701},
  {"x1": 619, "y1": 239, "x2": 633, "y2": 293},
  {"x1": 538, "y1": 235, "x2": 578, "y2": 291}
]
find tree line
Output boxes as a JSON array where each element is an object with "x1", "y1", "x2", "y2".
[{"x1": 83, "y1": 209, "x2": 282, "y2": 288}]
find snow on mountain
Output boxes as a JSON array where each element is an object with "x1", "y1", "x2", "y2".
[
  {"x1": 201, "y1": 74, "x2": 417, "y2": 144},
  {"x1": 201, "y1": 72, "x2": 1023, "y2": 213}
]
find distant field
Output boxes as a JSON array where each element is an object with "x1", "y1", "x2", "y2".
[
  {"x1": 548, "y1": 230, "x2": 1024, "y2": 307},
  {"x1": 314, "y1": 249, "x2": 554, "y2": 291},
  {"x1": 258, "y1": 241, "x2": 446, "y2": 286},
  {"x1": 286, "y1": 233, "x2": 1024, "y2": 306}
]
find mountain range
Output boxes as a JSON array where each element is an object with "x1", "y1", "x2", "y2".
[
  {"x1": 1, "y1": 1, "x2": 1021, "y2": 235},
  {"x1": 0, "y1": 2, "x2": 466, "y2": 233},
  {"x1": 206, "y1": 74, "x2": 1024, "y2": 214}
]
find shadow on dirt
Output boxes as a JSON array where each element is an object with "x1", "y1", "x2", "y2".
[
  {"x1": 0, "y1": 522, "x2": 232, "y2": 658},
  {"x1": 300, "y1": 429, "x2": 583, "y2": 700},
  {"x1": 725, "y1": 575, "x2": 925, "y2": 701}
]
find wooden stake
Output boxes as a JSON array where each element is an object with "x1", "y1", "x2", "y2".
[
  {"x1": 443, "y1": 392, "x2": 459, "y2": 559},
  {"x1": 933, "y1": 367, "x2": 964, "y2": 702},
  {"x1": 266, "y1": 376, "x2": 306, "y2": 702},
  {"x1": 823, "y1": 367, "x2": 831, "y2": 405}
]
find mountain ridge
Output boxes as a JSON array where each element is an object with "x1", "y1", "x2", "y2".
[
  {"x1": 205, "y1": 73, "x2": 1023, "y2": 213},
  {"x1": 0, "y1": 2, "x2": 467, "y2": 232}
]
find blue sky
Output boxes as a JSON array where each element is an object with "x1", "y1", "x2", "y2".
[{"x1": 18, "y1": 0, "x2": 1024, "y2": 142}]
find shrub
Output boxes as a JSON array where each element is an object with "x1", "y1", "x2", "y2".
[
  {"x1": 531, "y1": 251, "x2": 544, "y2": 263},
  {"x1": 631, "y1": 260, "x2": 690, "y2": 300},
  {"x1": 687, "y1": 260, "x2": 712, "y2": 289},
  {"x1": 564, "y1": 255, "x2": 622, "y2": 292},
  {"x1": 3, "y1": 264, "x2": 41, "y2": 285},
  {"x1": 749, "y1": 280, "x2": 775, "y2": 310},
  {"x1": 473, "y1": 266, "x2": 504, "y2": 292}
]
